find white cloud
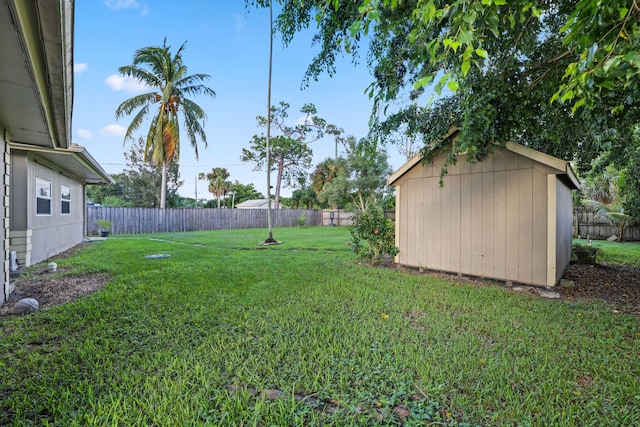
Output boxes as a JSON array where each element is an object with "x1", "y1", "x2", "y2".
[
  {"x1": 295, "y1": 115, "x2": 314, "y2": 126},
  {"x1": 104, "y1": 0, "x2": 138, "y2": 10},
  {"x1": 233, "y1": 14, "x2": 246, "y2": 31},
  {"x1": 77, "y1": 128, "x2": 93, "y2": 139},
  {"x1": 101, "y1": 124, "x2": 127, "y2": 137},
  {"x1": 104, "y1": 0, "x2": 149, "y2": 15},
  {"x1": 105, "y1": 74, "x2": 149, "y2": 93},
  {"x1": 74, "y1": 63, "x2": 88, "y2": 74}
]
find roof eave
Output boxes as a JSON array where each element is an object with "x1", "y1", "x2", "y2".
[{"x1": 9, "y1": 142, "x2": 113, "y2": 185}]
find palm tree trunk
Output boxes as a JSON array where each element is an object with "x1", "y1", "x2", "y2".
[
  {"x1": 160, "y1": 160, "x2": 168, "y2": 208},
  {"x1": 264, "y1": 0, "x2": 275, "y2": 243},
  {"x1": 618, "y1": 219, "x2": 626, "y2": 241}
]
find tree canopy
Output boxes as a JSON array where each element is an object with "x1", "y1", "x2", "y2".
[
  {"x1": 87, "y1": 137, "x2": 183, "y2": 208},
  {"x1": 256, "y1": 0, "x2": 640, "y2": 213},
  {"x1": 241, "y1": 101, "x2": 326, "y2": 208},
  {"x1": 200, "y1": 167, "x2": 231, "y2": 208},
  {"x1": 312, "y1": 138, "x2": 392, "y2": 212}
]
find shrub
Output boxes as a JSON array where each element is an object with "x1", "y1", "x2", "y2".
[
  {"x1": 572, "y1": 243, "x2": 601, "y2": 264},
  {"x1": 96, "y1": 219, "x2": 112, "y2": 231},
  {"x1": 296, "y1": 214, "x2": 307, "y2": 227},
  {"x1": 349, "y1": 209, "x2": 398, "y2": 264}
]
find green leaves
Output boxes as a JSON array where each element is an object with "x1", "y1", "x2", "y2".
[
  {"x1": 457, "y1": 27, "x2": 473, "y2": 44},
  {"x1": 556, "y1": 0, "x2": 640, "y2": 110},
  {"x1": 443, "y1": 38, "x2": 461, "y2": 53},
  {"x1": 461, "y1": 60, "x2": 471, "y2": 76},
  {"x1": 349, "y1": 209, "x2": 398, "y2": 264},
  {"x1": 475, "y1": 48, "x2": 488, "y2": 59}
]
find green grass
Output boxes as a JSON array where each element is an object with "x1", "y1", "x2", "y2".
[
  {"x1": 1, "y1": 227, "x2": 639, "y2": 426},
  {"x1": 574, "y1": 238, "x2": 640, "y2": 266}
]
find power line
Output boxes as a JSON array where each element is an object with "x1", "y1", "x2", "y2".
[{"x1": 101, "y1": 162, "x2": 245, "y2": 168}]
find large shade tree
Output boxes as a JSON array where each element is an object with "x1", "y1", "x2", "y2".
[
  {"x1": 251, "y1": 1, "x2": 639, "y2": 186},
  {"x1": 241, "y1": 101, "x2": 326, "y2": 208},
  {"x1": 115, "y1": 39, "x2": 215, "y2": 208}
]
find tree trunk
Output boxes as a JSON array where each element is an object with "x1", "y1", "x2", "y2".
[
  {"x1": 264, "y1": 0, "x2": 275, "y2": 242},
  {"x1": 274, "y1": 158, "x2": 285, "y2": 210},
  {"x1": 618, "y1": 220, "x2": 625, "y2": 241},
  {"x1": 160, "y1": 160, "x2": 168, "y2": 208}
]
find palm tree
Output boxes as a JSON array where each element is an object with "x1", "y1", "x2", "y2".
[
  {"x1": 115, "y1": 39, "x2": 215, "y2": 208},
  {"x1": 310, "y1": 157, "x2": 348, "y2": 198},
  {"x1": 583, "y1": 199, "x2": 634, "y2": 241},
  {"x1": 203, "y1": 167, "x2": 231, "y2": 208},
  {"x1": 582, "y1": 165, "x2": 638, "y2": 240}
]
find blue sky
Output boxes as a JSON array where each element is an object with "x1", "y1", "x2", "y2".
[{"x1": 73, "y1": 0, "x2": 408, "y2": 200}]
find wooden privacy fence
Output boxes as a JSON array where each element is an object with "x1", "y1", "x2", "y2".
[
  {"x1": 573, "y1": 207, "x2": 640, "y2": 241},
  {"x1": 87, "y1": 207, "x2": 397, "y2": 234},
  {"x1": 320, "y1": 210, "x2": 396, "y2": 226},
  {"x1": 87, "y1": 207, "x2": 322, "y2": 235},
  {"x1": 88, "y1": 206, "x2": 638, "y2": 240}
]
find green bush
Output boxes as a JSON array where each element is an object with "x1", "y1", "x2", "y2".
[
  {"x1": 96, "y1": 219, "x2": 112, "y2": 231},
  {"x1": 296, "y1": 214, "x2": 307, "y2": 227},
  {"x1": 572, "y1": 243, "x2": 601, "y2": 264},
  {"x1": 349, "y1": 209, "x2": 398, "y2": 264}
]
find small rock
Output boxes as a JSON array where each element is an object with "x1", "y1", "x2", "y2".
[
  {"x1": 559, "y1": 279, "x2": 575, "y2": 289},
  {"x1": 607, "y1": 235, "x2": 618, "y2": 242},
  {"x1": 512, "y1": 286, "x2": 536, "y2": 294},
  {"x1": 393, "y1": 405, "x2": 411, "y2": 419},
  {"x1": 260, "y1": 389, "x2": 284, "y2": 400},
  {"x1": 538, "y1": 290, "x2": 561, "y2": 299}
]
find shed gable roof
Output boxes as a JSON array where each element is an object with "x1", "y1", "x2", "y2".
[{"x1": 388, "y1": 131, "x2": 579, "y2": 190}]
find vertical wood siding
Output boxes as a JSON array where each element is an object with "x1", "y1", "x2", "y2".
[{"x1": 395, "y1": 151, "x2": 557, "y2": 287}]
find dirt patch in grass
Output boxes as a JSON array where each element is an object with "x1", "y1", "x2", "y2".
[
  {"x1": 560, "y1": 263, "x2": 640, "y2": 315},
  {"x1": 0, "y1": 243, "x2": 109, "y2": 317},
  {"x1": 398, "y1": 262, "x2": 640, "y2": 315}
]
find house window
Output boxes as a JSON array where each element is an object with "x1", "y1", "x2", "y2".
[
  {"x1": 61, "y1": 185, "x2": 71, "y2": 215},
  {"x1": 36, "y1": 178, "x2": 52, "y2": 215}
]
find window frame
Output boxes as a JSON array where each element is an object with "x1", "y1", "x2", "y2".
[
  {"x1": 61, "y1": 185, "x2": 71, "y2": 215},
  {"x1": 36, "y1": 178, "x2": 52, "y2": 216}
]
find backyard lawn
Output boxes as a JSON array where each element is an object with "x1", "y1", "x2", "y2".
[{"x1": 1, "y1": 227, "x2": 638, "y2": 426}]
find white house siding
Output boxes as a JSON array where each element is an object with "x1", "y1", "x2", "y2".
[
  {"x1": 10, "y1": 153, "x2": 85, "y2": 266},
  {"x1": 1, "y1": 130, "x2": 8, "y2": 305}
]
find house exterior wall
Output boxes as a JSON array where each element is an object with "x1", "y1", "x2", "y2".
[
  {"x1": 394, "y1": 149, "x2": 562, "y2": 287},
  {"x1": 10, "y1": 152, "x2": 85, "y2": 266},
  {"x1": 1, "y1": 130, "x2": 8, "y2": 305}
]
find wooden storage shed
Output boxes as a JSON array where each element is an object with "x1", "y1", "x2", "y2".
[{"x1": 388, "y1": 133, "x2": 579, "y2": 287}]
